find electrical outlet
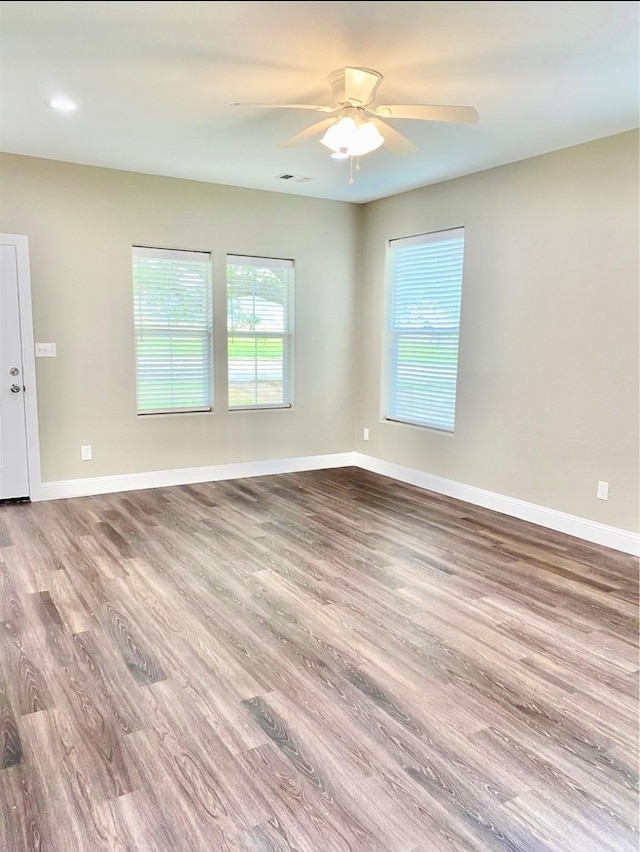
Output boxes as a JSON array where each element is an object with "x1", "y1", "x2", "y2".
[
  {"x1": 81, "y1": 445, "x2": 92, "y2": 461},
  {"x1": 597, "y1": 480, "x2": 609, "y2": 501},
  {"x1": 363, "y1": 427, "x2": 370, "y2": 441}
]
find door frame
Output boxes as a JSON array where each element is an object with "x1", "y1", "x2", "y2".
[{"x1": 1, "y1": 234, "x2": 41, "y2": 500}]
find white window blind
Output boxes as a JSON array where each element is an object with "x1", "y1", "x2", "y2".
[
  {"x1": 227, "y1": 255, "x2": 294, "y2": 409},
  {"x1": 132, "y1": 246, "x2": 213, "y2": 415},
  {"x1": 385, "y1": 228, "x2": 465, "y2": 432}
]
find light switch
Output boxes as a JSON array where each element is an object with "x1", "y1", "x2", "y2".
[{"x1": 35, "y1": 343, "x2": 57, "y2": 357}]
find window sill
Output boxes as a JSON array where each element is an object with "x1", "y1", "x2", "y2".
[
  {"x1": 381, "y1": 416, "x2": 455, "y2": 436},
  {"x1": 136, "y1": 408, "x2": 214, "y2": 419},
  {"x1": 229, "y1": 404, "x2": 293, "y2": 412}
]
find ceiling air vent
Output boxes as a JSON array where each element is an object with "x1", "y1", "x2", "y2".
[{"x1": 276, "y1": 174, "x2": 313, "y2": 183}]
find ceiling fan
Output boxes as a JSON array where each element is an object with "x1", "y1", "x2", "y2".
[{"x1": 231, "y1": 66, "x2": 479, "y2": 161}]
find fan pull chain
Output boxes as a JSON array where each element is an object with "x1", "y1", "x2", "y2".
[{"x1": 348, "y1": 156, "x2": 363, "y2": 185}]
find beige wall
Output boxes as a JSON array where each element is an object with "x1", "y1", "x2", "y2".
[
  {"x1": 1, "y1": 133, "x2": 637, "y2": 533},
  {"x1": 356, "y1": 131, "x2": 639, "y2": 533},
  {"x1": 0, "y1": 154, "x2": 360, "y2": 481}
]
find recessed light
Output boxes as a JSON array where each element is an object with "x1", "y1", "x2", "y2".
[{"x1": 48, "y1": 97, "x2": 77, "y2": 112}]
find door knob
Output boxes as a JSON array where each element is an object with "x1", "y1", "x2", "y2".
[{"x1": 10, "y1": 384, "x2": 21, "y2": 393}]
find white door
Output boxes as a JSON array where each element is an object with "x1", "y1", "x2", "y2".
[{"x1": 0, "y1": 243, "x2": 30, "y2": 499}]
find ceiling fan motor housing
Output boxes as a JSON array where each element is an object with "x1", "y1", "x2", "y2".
[{"x1": 328, "y1": 67, "x2": 383, "y2": 107}]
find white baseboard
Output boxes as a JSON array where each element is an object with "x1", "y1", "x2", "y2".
[
  {"x1": 37, "y1": 452, "x2": 357, "y2": 501},
  {"x1": 354, "y1": 453, "x2": 640, "y2": 556},
  {"x1": 36, "y1": 450, "x2": 639, "y2": 556}
]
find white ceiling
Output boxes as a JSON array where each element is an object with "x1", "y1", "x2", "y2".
[{"x1": 0, "y1": 1, "x2": 638, "y2": 203}]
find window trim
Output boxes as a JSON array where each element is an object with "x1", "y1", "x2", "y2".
[
  {"x1": 137, "y1": 406, "x2": 212, "y2": 417},
  {"x1": 132, "y1": 244, "x2": 214, "y2": 417},
  {"x1": 226, "y1": 254, "x2": 295, "y2": 412},
  {"x1": 381, "y1": 226, "x2": 465, "y2": 434}
]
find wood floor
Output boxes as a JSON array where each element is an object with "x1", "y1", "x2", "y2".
[{"x1": 0, "y1": 467, "x2": 637, "y2": 851}]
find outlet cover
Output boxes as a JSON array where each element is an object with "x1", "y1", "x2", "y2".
[
  {"x1": 81, "y1": 445, "x2": 92, "y2": 461},
  {"x1": 597, "y1": 480, "x2": 609, "y2": 500},
  {"x1": 363, "y1": 427, "x2": 370, "y2": 441}
]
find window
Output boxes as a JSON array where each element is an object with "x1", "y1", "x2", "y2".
[
  {"x1": 384, "y1": 227, "x2": 465, "y2": 432},
  {"x1": 226, "y1": 255, "x2": 294, "y2": 409},
  {"x1": 132, "y1": 246, "x2": 213, "y2": 415}
]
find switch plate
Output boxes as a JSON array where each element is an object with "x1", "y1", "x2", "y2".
[
  {"x1": 35, "y1": 343, "x2": 57, "y2": 357},
  {"x1": 81, "y1": 445, "x2": 92, "y2": 461},
  {"x1": 597, "y1": 480, "x2": 609, "y2": 501},
  {"x1": 363, "y1": 427, "x2": 370, "y2": 441}
]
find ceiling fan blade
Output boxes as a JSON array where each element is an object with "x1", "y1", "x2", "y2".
[
  {"x1": 373, "y1": 119, "x2": 417, "y2": 155},
  {"x1": 231, "y1": 102, "x2": 336, "y2": 113},
  {"x1": 278, "y1": 117, "x2": 336, "y2": 148},
  {"x1": 374, "y1": 104, "x2": 479, "y2": 124},
  {"x1": 344, "y1": 66, "x2": 383, "y2": 106}
]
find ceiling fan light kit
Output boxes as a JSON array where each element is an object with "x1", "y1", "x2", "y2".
[
  {"x1": 320, "y1": 112, "x2": 384, "y2": 158},
  {"x1": 231, "y1": 66, "x2": 478, "y2": 183}
]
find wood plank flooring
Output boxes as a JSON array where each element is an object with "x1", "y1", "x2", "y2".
[{"x1": 0, "y1": 467, "x2": 637, "y2": 851}]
